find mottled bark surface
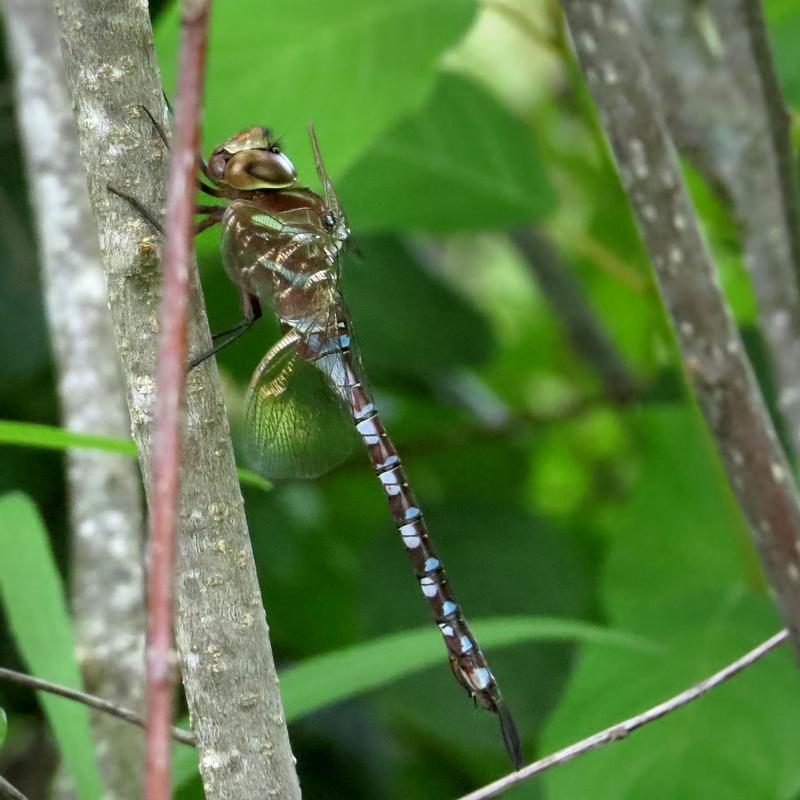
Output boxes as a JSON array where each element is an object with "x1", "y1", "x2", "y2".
[
  {"x1": 1, "y1": 1, "x2": 146, "y2": 797},
  {"x1": 632, "y1": 0, "x2": 800, "y2": 458},
  {"x1": 561, "y1": 0, "x2": 800, "y2": 644},
  {"x1": 53, "y1": 1, "x2": 301, "y2": 798}
]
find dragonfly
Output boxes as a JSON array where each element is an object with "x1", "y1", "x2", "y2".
[{"x1": 116, "y1": 119, "x2": 523, "y2": 769}]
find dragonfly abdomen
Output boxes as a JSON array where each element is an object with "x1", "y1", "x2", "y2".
[
  {"x1": 350, "y1": 379, "x2": 523, "y2": 768},
  {"x1": 323, "y1": 322, "x2": 522, "y2": 766}
]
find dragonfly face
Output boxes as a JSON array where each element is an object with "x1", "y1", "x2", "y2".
[{"x1": 207, "y1": 126, "x2": 297, "y2": 191}]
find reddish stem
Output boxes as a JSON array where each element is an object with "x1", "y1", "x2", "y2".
[{"x1": 144, "y1": 1, "x2": 211, "y2": 798}]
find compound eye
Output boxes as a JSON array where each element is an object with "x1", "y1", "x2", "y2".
[{"x1": 223, "y1": 149, "x2": 296, "y2": 190}]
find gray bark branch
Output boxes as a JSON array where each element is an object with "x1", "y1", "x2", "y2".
[
  {"x1": 0, "y1": 775, "x2": 29, "y2": 800},
  {"x1": 560, "y1": 0, "x2": 800, "y2": 645},
  {"x1": 53, "y1": 2, "x2": 301, "y2": 798},
  {"x1": 632, "y1": 0, "x2": 800, "y2": 457},
  {"x1": 1, "y1": 1, "x2": 146, "y2": 797}
]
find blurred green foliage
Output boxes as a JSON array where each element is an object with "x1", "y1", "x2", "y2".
[
  {"x1": 0, "y1": 494, "x2": 101, "y2": 798},
  {"x1": 1, "y1": 0, "x2": 800, "y2": 798}
]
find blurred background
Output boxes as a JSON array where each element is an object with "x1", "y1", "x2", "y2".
[{"x1": 3, "y1": 0, "x2": 800, "y2": 798}]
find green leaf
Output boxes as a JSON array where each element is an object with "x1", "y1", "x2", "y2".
[
  {"x1": 543, "y1": 595, "x2": 797, "y2": 800},
  {"x1": 340, "y1": 71, "x2": 556, "y2": 231},
  {"x1": 0, "y1": 492, "x2": 103, "y2": 798},
  {"x1": 0, "y1": 707, "x2": 6, "y2": 747},
  {"x1": 0, "y1": 419, "x2": 136, "y2": 456},
  {"x1": 0, "y1": 420, "x2": 271, "y2": 492},
  {"x1": 767, "y1": 0, "x2": 800, "y2": 107},
  {"x1": 279, "y1": 615, "x2": 653, "y2": 722},
  {"x1": 155, "y1": 0, "x2": 477, "y2": 180},
  {"x1": 602, "y1": 407, "x2": 753, "y2": 628},
  {"x1": 542, "y1": 408, "x2": 800, "y2": 800},
  {"x1": 342, "y1": 236, "x2": 495, "y2": 379}
]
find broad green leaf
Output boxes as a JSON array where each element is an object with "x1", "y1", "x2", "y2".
[
  {"x1": 542, "y1": 408, "x2": 800, "y2": 800},
  {"x1": 340, "y1": 71, "x2": 556, "y2": 231},
  {"x1": 155, "y1": 0, "x2": 477, "y2": 180},
  {"x1": 342, "y1": 236, "x2": 495, "y2": 379},
  {"x1": 0, "y1": 420, "x2": 271, "y2": 492},
  {"x1": 0, "y1": 493, "x2": 103, "y2": 798},
  {"x1": 603, "y1": 407, "x2": 753, "y2": 627},
  {"x1": 767, "y1": 0, "x2": 800, "y2": 107},
  {"x1": 543, "y1": 595, "x2": 797, "y2": 800},
  {"x1": 0, "y1": 419, "x2": 135, "y2": 456},
  {"x1": 280, "y1": 616, "x2": 654, "y2": 721}
]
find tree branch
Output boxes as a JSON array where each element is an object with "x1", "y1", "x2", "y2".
[
  {"x1": 559, "y1": 0, "x2": 800, "y2": 647},
  {"x1": 0, "y1": 775, "x2": 29, "y2": 800},
  {"x1": 0, "y1": 668, "x2": 194, "y2": 747},
  {"x1": 144, "y1": 2, "x2": 211, "y2": 797},
  {"x1": 1, "y1": 0, "x2": 147, "y2": 796},
  {"x1": 457, "y1": 629, "x2": 788, "y2": 800},
  {"x1": 633, "y1": 0, "x2": 800, "y2": 458},
  {"x1": 53, "y1": 2, "x2": 301, "y2": 798}
]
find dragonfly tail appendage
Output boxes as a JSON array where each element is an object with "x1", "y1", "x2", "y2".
[{"x1": 497, "y1": 699, "x2": 524, "y2": 771}]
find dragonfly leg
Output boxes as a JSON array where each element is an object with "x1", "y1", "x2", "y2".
[
  {"x1": 107, "y1": 186, "x2": 223, "y2": 237},
  {"x1": 136, "y1": 103, "x2": 170, "y2": 149},
  {"x1": 136, "y1": 102, "x2": 222, "y2": 197},
  {"x1": 198, "y1": 181, "x2": 224, "y2": 198},
  {"x1": 195, "y1": 205, "x2": 225, "y2": 235},
  {"x1": 188, "y1": 292, "x2": 262, "y2": 371},
  {"x1": 107, "y1": 185, "x2": 164, "y2": 235}
]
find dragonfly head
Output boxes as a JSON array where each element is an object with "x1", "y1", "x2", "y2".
[{"x1": 208, "y1": 127, "x2": 297, "y2": 191}]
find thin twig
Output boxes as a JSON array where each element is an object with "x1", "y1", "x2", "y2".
[
  {"x1": 0, "y1": 667, "x2": 195, "y2": 747},
  {"x1": 511, "y1": 227, "x2": 638, "y2": 402},
  {"x1": 560, "y1": 0, "x2": 800, "y2": 648},
  {"x1": 145, "y1": 1, "x2": 212, "y2": 798},
  {"x1": 0, "y1": 775, "x2": 29, "y2": 800},
  {"x1": 458, "y1": 629, "x2": 788, "y2": 800},
  {"x1": 566, "y1": 231, "x2": 649, "y2": 292}
]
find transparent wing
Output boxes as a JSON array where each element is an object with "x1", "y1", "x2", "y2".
[{"x1": 244, "y1": 325, "x2": 358, "y2": 480}]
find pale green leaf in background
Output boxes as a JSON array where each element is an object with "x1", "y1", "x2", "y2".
[
  {"x1": 155, "y1": 0, "x2": 477, "y2": 181},
  {"x1": 341, "y1": 71, "x2": 556, "y2": 232},
  {"x1": 542, "y1": 409, "x2": 800, "y2": 800},
  {"x1": 0, "y1": 419, "x2": 271, "y2": 492},
  {"x1": 279, "y1": 615, "x2": 654, "y2": 722},
  {"x1": 0, "y1": 492, "x2": 103, "y2": 799}
]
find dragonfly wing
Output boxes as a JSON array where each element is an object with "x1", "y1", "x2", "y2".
[{"x1": 244, "y1": 328, "x2": 358, "y2": 480}]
